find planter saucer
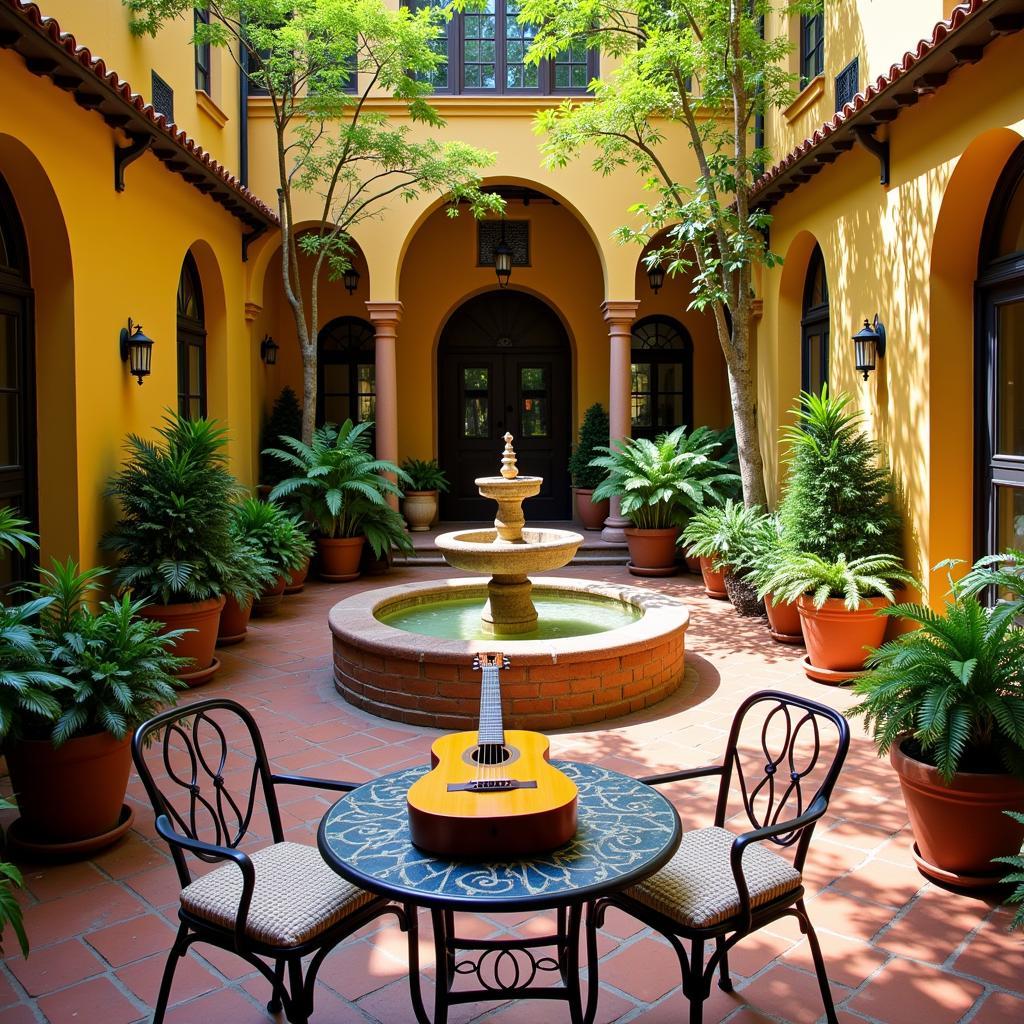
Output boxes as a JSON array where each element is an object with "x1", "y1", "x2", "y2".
[
  {"x1": 319, "y1": 571, "x2": 361, "y2": 583},
  {"x1": 911, "y1": 842, "x2": 1008, "y2": 891},
  {"x1": 769, "y1": 628, "x2": 804, "y2": 646},
  {"x1": 704, "y1": 589, "x2": 729, "y2": 600},
  {"x1": 176, "y1": 657, "x2": 221, "y2": 688},
  {"x1": 800, "y1": 655, "x2": 867, "y2": 685},
  {"x1": 283, "y1": 583, "x2": 305, "y2": 595},
  {"x1": 626, "y1": 563, "x2": 678, "y2": 578},
  {"x1": 216, "y1": 632, "x2": 247, "y2": 647},
  {"x1": 6, "y1": 803, "x2": 135, "y2": 859}
]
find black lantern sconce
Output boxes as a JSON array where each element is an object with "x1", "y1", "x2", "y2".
[
  {"x1": 260, "y1": 334, "x2": 279, "y2": 366},
  {"x1": 120, "y1": 319, "x2": 154, "y2": 385},
  {"x1": 647, "y1": 262, "x2": 665, "y2": 294},
  {"x1": 493, "y1": 219, "x2": 513, "y2": 289},
  {"x1": 343, "y1": 266, "x2": 360, "y2": 295},
  {"x1": 852, "y1": 315, "x2": 887, "y2": 381}
]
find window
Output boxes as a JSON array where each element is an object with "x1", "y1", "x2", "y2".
[
  {"x1": 835, "y1": 56, "x2": 858, "y2": 112},
  {"x1": 630, "y1": 317, "x2": 694, "y2": 441},
  {"x1": 800, "y1": 13, "x2": 824, "y2": 87},
  {"x1": 151, "y1": 70, "x2": 174, "y2": 121},
  {"x1": 317, "y1": 317, "x2": 376, "y2": 429},
  {"x1": 405, "y1": 0, "x2": 596, "y2": 95},
  {"x1": 176, "y1": 253, "x2": 206, "y2": 420},
  {"x1": 801, "y1": 244, "x2": 829, "y2": 395},
  {"x1": 194, "y1": 7, "x2": 211, "y2": 93}
]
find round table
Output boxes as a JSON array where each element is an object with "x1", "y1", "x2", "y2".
[{"x1": 318, "y1": 761, "x2": 681, "y2": 1024}]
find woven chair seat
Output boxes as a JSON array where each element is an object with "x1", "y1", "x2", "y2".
[
  {"x1": 626, "y1": 826, "x2": 802, "y2": 929},
  {"x1": 180, "y1": 841, "x2": 375, "y2": 948}
]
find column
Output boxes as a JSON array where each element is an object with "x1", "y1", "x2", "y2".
[
  {"x1": 365, "y1": 301, "x2": 402, "y2": 509},
  {"x1": 601, "y1": 300, "x2": 641, "y2": 543}
]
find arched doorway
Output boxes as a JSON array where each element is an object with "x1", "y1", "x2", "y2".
[
  {"x1": 317, "y1": 316, "x2": 376, "y2": 429},
  {"x1": 977, "y1": 141, "x2": 1024, "y2": 558},
  {"x1": 630, "y1": 315, "x2": 694, "y2": 440},
  {"x1": 0, "y1": 172, "x2": 35, "y2": 587},
  {"x1": 801, "y1": 244, "x2": 829, "y2": 394},
  {"x1": 438, "y1": 290, "x2": 571, "y2": 521},
  {"x1": 177, "y1": 252, "x2": 207, "y2": 419}
]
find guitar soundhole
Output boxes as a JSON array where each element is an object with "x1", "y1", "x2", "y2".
[{"x1": 463, "y1": 744, "x2": 519, "y2": 767}]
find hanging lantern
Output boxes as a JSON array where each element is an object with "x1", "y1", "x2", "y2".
[
  {"x1": 260, "y1": 334, "x2": 280, "y2": 365},
  {"x1": 343, "y1": 266, "x2": 360, "y2": 295},
  {"x1": 119, "y1": 319, "x2": 154, "y2": 385},
  {"x1": 647, "y1": 263, "x2": 665, "y2": 294},
  {"x1": 852, "y1": 315, "x2": 887, "y2": 381}
]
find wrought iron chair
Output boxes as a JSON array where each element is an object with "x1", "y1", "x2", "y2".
[
  {"x1": 132, "y1": 698, "x2": 409, "y2": 1024},
  {"x1": 588, "y1": 690, "x2": 850, "y2": 1024}
]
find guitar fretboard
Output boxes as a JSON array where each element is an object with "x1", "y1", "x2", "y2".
[{"x1": 477, "y1": 662, "x2": 505, "y2": 748}]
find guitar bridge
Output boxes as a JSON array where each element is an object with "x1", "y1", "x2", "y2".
[{"x1": 446, "y1": 780, "x2": 538, "y2": 792}]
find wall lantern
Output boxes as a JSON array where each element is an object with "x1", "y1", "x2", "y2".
[
  {"x1": 260, "y1": 334, "x2": 279, "y2": 366},
  {"x1": 647, "y1": 262, "x2": 665, "y2": 294},
  {"x1": 120, "y1": 318, "x2": 154, "y2": 385},
  {"x1": 852, "y1": 315, "x2": 887, "y2": 380},
  {"x1": 343, "y1": 266, "x2": 360, "y2": 295},
  {"x1": 493, "y1": 219, "x2": 513, "y2": 289}
]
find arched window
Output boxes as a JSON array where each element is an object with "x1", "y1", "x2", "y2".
[
  {"x1": 801, "y1": 245, "x2": 829, "y2": 395},
  {"x1": 317, "y1": 316, "x2": 376, "y2": 428},
  {"x1": 176, "y1": 253, "x2": 206, "y2": 419},
  {"x1": 630, "y1": 316, "x2": 694, "y2": 441},
  {"x1": 977, "y1": 142, "x2": 1024, "y2": 559}
]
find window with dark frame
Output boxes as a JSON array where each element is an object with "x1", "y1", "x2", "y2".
[
  {"x1": 317, "y1": 317, "x2": 377, "y2": 432},
  {"x1": 194, "y1": 7, "x2": 211, "y2": 94},
  {"x1": 630, "y1": 317, "x2": 694, "y2": 442},
  {"x1": 800, "y1": 12, "x2": 824, "y2": 87},
  {"x1": 835, "y1": 56, "x2": 858, "y2": 112},
  {"x1": 176, "y1": 253, "x2": 207, "y2": 420},
  {"x1": 151, "y1": 70, "x2": 174, "y2": 121},
  {"x1": 801, "y1": 245, "x2": 829, "y2": 395}
]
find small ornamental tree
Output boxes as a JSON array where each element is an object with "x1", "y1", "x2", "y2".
[
  {"x1": 260, "y1": 386, "x2": 304, "y2": 486},
  {"x1": 514, "y1": 0, "x2": 824, "y2": 508},
  {"x1": 569, "y1": 403, "x2": 610, "y2": 490},
  {"x1": 126, "y1": 0, "x2": 502, "y2": 443}
]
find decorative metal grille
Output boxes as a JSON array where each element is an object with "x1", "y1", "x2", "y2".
[
  {"x1": 151, "y1": 71, "x2": 174, "y2": 122},
  {"x1": 835, "y1": 57, "x2": 859, "y2": 112},
  {"x1": 478, "y1": 220, "x2": 530, "y2": 267}
]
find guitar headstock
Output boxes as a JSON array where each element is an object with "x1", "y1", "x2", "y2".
[{"x1": 473, "y1": 652, "x2": 511, "y2": 671}]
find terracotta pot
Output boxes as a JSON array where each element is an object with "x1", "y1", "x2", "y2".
[
  {"x1": 217, "y1": 594, "x2": 252, "y2": 645},
  {"x1": 891, "y1": 739, "x2": 1024, "y2": 885},
  {"x1": 797, "y1": 595, "x2": 889, "y2": 672},
  {"x1": 624, "y1": 527, "x2": 679, "y2": 577},
  {"x1": 724, "y1": 571, "x2": 764, "y2": 617},
  {"x1": 7, "y1": 732, "x2": 132, "y2": 845},
  {"x1": 699, "y1": 557, "x2": 729, "y2": 599},
  {"x1": 682, "y1": 546, "x2": 702, "y2": 575},
  {"x1": 317, "y1": 536, "x2": 365, "y2": 581},
  {"x1": 575, "y1": 489, "x2": 609, "y2": 531},
  {"x1": 252, "y1": 575, "x2": 287, "y2": 617},
  {"x1": 360, "y1": 544, "x2": 393, "y2": 577},
  {"x1": 765, "y1": 594, "x2": 803, "y2": 643},
  {"x1": 403, "y1": 491, "x2": 438, "y2": 532},
  {"x1": 283, "y1": 557, "x2": 310, "y2": 595},
  {"x1": 138, "y1": 596, "x2": 225, "y2": 681}
]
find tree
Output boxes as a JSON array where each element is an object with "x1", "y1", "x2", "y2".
[
  {"x1": 517, "y1": 0, "x2": 822, "y2": 508},
  {"x1": 126, "y1": 0, "x2": 502, "y2": 442}
]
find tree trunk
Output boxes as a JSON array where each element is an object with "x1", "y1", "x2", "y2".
[
  {"x1": 301, "y1": 344, "x2": 317, "y2": 444},
  {"x1": 725, "y1": 346, "x2": 769, "y2": 509}
]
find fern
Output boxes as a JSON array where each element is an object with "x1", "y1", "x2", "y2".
[
  {"x1": 763, "y1": 551, "x2": 916, "y2": 610},
  {"x1": 681, "y1": 500, "x2": 768, "y2": 572},
  {"x1": 994, "y1": 811, "x2": 1024, "y2": 932},
  {"x1": 230, "y1": 499, "x2": 314, "y2": 580}
]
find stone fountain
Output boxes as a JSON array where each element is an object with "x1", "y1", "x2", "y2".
[{"x1": 434, "y1": 434, "x2": 584, "y2": 635}]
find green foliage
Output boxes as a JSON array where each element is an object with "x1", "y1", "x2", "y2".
[
  {"x1": 590, "y1": 425, "x2": 740, "y2": 529},
  {"x1": 260, "y1": 387, "x2": 304, "y2": 487},
  {"x1": 231, "y1": 499, "x2": 314, "y2": 581},
  {"x1": 956, "y1": 550, "x2": 1024, "y2": 609},
  {"x1": 994, "y1": 811, "x2": 1024, "y2": 932},
  {"x1": 681, "y1": 500, "x2": 768, "y2": 572},
  {"x1": 266, "y1": 419, "x2": 411, "y2": 539},
  {"x1": 779, "y1": 387, "x2": 903, "y2": 562},
  {"x1": 568, "y1": 403, "x2": 610, "y2": 490},
  {"x1": 851, "y1": 567, "x2": 1024, "y2": 785},
  {"x1": 0, "y1": 797, "x2": 27, "y2": 957},
  {"x1": 0, "y1": 507, "x2": 37, "y2": 560},
  {"x1": 103, "y1": 413, "x2": 242, "y2": 604},
  {"x1": 352, "y1": 501, "x2": 415, "y2": 560},
  {"x1": 763, "y1": 551, "x2": 916, "y2": 611},
  {"x1": 743, "y1": 513, "x2": 796, "y2": 602},
  {"x1": 400, "y1": 458, "x2": 450, "y2": 493}
]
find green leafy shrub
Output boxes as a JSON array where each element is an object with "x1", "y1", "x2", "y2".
[
  {"x1": 681, "y1": 500, "x2": 768, "y2": 572},
  {"x1": 0, "y1": 797, "x2": 27, "y2": 957},
  {"x1": 763, "y1": 551, "x2": 915, "y2": 610},
  {"x1": 568, "y1": 403, "x2": 610, "y2": 490},
  {"x1": 994, "y1": 812, "x2": 1024, "y2": 931},
  {"x1": 260, "y1": 386, "x2": 303, "y2": 487},
  {"x1": 353, "y1": 501, "x2": 415, "y2": 559},
  {"x1": 231, "y1": 499, "x2": 314, "y2": 581},
  {"x1": 744, "y1": 513, "x2": 796, "y2": 602},
  {"x1": 400, "y1": 458, "x2": 450, "y2": 493}
]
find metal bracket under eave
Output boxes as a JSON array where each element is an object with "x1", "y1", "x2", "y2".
[
  {"x1": 242, "y1": 222, "x2": 269, "y2": 263},
  {"x1": 851, "y1": 126, "x2": 890, "y2": 186},
  {"x1": 113, "y1": 133, "x2": 152, "y2": 192}
]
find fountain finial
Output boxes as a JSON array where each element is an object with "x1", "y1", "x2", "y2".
[{"x1": 500, "y1": 432, "x2": 518, "y2": 480}]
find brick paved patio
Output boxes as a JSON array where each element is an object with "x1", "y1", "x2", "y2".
[{"x1": 1, "y1": 566, "x2": 1020, "y2": 1024}]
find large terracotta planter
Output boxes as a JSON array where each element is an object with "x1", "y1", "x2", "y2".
[
  {"x1": 6, "y1": 732, "x2": 134, "y2": 849},
  {"x1": 403, "y1": 491, "x2": 438, "y2": 532},
  {"x1": 699, "y1": 557, "x2": 729, "y2": 599},
  {"x1": 575, "y1": 489, "x2": 609, "y2": 531},
  {"x1": 797, "y1": 595, "x2": 889, "y2": 674},
  {"x1": 624, "y1": 527, "x2": 679, "y2": 577},
  {"x1": 217, "y1": 594, "x2": 252, "y2": 645},
  {"x1": 682, "y1": 546, "x2": 702, "y2": 575},
  {"x1": 891, "y1": 739, "x2": 1024, "y2": 887},
  {"x1": 283, "y1": 557, "x2": 310, "y2": 595},
  {"x1": 765, "y1": 594, "x2": 803, "y2": 644},
  {"x1": 253, "y1": 575, "x2": 287, "y2": 617},
  {"x1": 318, "y1": 536, "x2": 365, "y2": 582},
  {"x1": 139, "y1": 596, "x2": 225, "y2": 686}
]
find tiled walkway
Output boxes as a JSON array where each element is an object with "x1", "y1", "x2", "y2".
[{"x1": 1, "y1": 566, "x2": 1020, "y2": 1024}]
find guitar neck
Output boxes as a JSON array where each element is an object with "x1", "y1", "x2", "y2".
[{"x1": 477, "y1": 662, "x2": 505, "y2": 747}]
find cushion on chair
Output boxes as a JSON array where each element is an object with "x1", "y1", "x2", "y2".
[
  {"x1": 180, "y1": 841, "x2": 376, "y2": 947},
  {"x1": 626, "y1": 826, "x2": 802, "y2": 929}
]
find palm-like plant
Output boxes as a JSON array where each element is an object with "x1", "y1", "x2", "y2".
[
  {"x1": 400, "y1": 458, "x2": 450, "y2": 493},
  {"x1": 0, "y1": 596, "x2": 67, "y2": 739},
  {"x1": 352, "y1": 501, "x2": 416, "y2": 560},
  {"x1": 744, "y1": 513, "x2": 795, "y2": 602},
  {"x1": 589, "y1": 426, "x2": 740, "y2": 529},
  {"x1": 0, "y1": 507, "x2": 36, "y2": 559},
  {"x1": 231, "y1": 499, "x2": 314, "y2": 578},
  {"x1": 764, "y1": 551, "x2": 916, "y2": 610},
  {"x1": 0, "y1": 797, "x2": 27, "y2": 956},
  {"x1": 995, "y1": 813, "x2": 1024, "y2": 931},
  {"x1": 266, "y1": 420, "x2": 410, "y2": 538},
  {"x1": 681, "y1": 500, "x2": 768, "y2": 572}
]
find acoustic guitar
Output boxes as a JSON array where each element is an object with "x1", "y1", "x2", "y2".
[{"x1": 406, "y1": 653, "x2": 578, "y2": 859}]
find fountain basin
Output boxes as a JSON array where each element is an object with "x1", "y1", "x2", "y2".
[
  {"x1": 329, "y1": 576, "x2": 689, "y2": 731},
  {"x1": 435, "y1": 528, "x2": 584, "y2": 575}
]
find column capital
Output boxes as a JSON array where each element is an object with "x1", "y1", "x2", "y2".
[
  {"x1": 602, "y1": 299, "x2": 641, "y2": 326},
  {"x1": 365, "y1": 300, "x2": 404, "y2": 327},
  {"x1": 244, "y1": 301, "x2": 262, "y2": 323}
]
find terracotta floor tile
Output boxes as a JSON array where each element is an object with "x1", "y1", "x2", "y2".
[
  {"x1": 829, "y1": 857, "x2": 928, "y2": 909},
  {"x1": 90, "y1": 833, "x2": 168, "y2": 879},
  {"x1": 782, "y1": 931, "x2": 889, "y2": 989},
  {"x1": 724, "y1": 931, "x2": 798, "y2": 979},
  {"x1": 20, "y1": 861, "x2": 107, "y2": 903},
  {"x1": 161, "y1": 986, "x2": 277, "y2": 1024},
  {"x1": 0, "y1": 1004, "x2": 39, "y2": 1024},
  {"x1": 5, "y1": 939, "x2": 105, "y2": 997},
  {"x1": 950, "y1": 911, "x2": 1024, "y2": 992},
  {"x1": 36, "y1": 976, "x2": 143, "y2": 1024},
  {"x1": 969, "y1": 990, "x2": 1024, "y2": 1024},
  {"x1": 85, "y1": 913, "x2": 178, "y2": 968},
  {"x1": 317, "y1": 938, "x2": 409, "y2": 1000},
  {"x1": 122, "y1": 863, "x2": 184, "y2": 909},
  {"x1": 597, "y1": 936, "x2": 681, "y2": 1003},
  {"x1": 874, "y1": 889, "x2": 991, "y2": 964},
  {"x1": 116, "y1": 950, "x2": 221, "y2": 1006},
  {"x1": 802, "y1": 890, "x2": 897, "y2": 943},
  {"x1": 847, "y1": 957, "x2": 984, "y2": 1024},
  {"x1": 0, "y1": 969, "x2": 18, "y2": 1008},
  {"x1": 737, "y1": 964, "x2": 849, "y2": 1024},
  {"x1": 19, "y1": 884, "x2": 145, "y2": 948}
]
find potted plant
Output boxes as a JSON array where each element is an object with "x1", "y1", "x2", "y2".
[
  {"x1": 103, "y1": 414, "x2": 240, "y2": 686},
  {"x1": 746, "y1": 514, "x2": 803, "y2": 644},
  {"x1": 852, "y1": 562, "x2": 1024, "y2": 886},
  {"x1": 568, "y1": 403, "x2": 610, "y2": 530},
  {"x1": 682, "y1": 500, "x2": 767, "y2": 611},
  {"x1": 995, "y1": 814, "x2": 1024, "y2": 927},
  {"x1": 259, "y1": 386, "x2": 303, "y2": 495},
  {"x1": 0, "y1": 798, "x2": 28, "y2": 957},
  {"x1": 765, "y1": 551, "x2": 915, "y2": 681},
  {"x1": 356, "y1": 500, "x2": 416, "y2": 575},
  {"x1": 217, "y1": 525, "x2": 277, "y2": 645},
  {"x1": 6, "y1": 560, "x2": 185, "y2": 855},
  {"x1": 590, "y1": 425, "x2": 740, "y2": 576},
  {"x1": 266, "y1": 419, "x2": 409, "y2": 581},
  {"x1": 399, "y1": 458, "x2": 449, "y2": 532}
]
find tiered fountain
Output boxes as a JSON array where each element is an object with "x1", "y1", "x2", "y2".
[{"x1": 329, "y1": 436, "x2": 690, "y2": 729}]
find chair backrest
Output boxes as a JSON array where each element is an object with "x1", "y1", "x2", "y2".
[
  {"x1": 132, "y1": 698, "x2": 285, "y2": 886},
  {"x1": 713, "y1": 690, "x2": 850, "y2": 870}
]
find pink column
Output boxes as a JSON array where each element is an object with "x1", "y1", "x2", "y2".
[
  {"x1": 601, "y1": 300, "x2": 641, "y2": 543},
  {"x1": 366, "y1": 301, "x2": 403, "y2": 509}
]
